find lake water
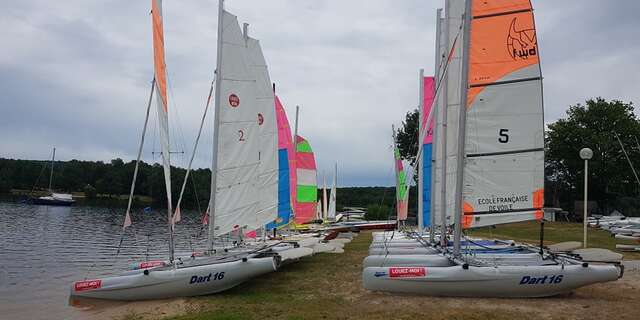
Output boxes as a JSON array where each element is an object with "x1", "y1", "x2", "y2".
[{"x1": 0, "y1": 201, "x2": 211, "y2": 319}]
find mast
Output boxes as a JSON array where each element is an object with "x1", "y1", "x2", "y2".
[
  {"x1": 48, "y1": 147, "x2": 56, "y2": 192},
  {"x1": 418, "y1": 69, "x2": 424, "y2": 234},
  {"x1": 322, "y1": 174, "x2": 328, "y2": 220},
  {"x1": 452, "y1": 0, "x2": 472, "y2": 256},
  {"x1": 292, "y1": 105, "x2": 299, "y2": 223},
  {"x1": 439, "y1": 2, "x2": 451, "y2": 249},
  {"x1": 429, "y1": 8, "x2": 443, "y2": 243},
  {"x1": 208, "y1": 0, "x2": 225, "y2": 251}
]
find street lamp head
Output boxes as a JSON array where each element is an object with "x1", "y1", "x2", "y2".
[{"x1": 580, "y1": 147, "x2": 593, "y2": 160}]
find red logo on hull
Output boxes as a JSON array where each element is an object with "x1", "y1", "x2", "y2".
[
  {"x1": 140, "y1": 261, "x2": 164, "y2": 269},
  {"x1": 74, "y1": 279, "x2": 102, "y2": 291},
  {"x1": 389, "y1": 267, "x2": 426, "y2": 278}
]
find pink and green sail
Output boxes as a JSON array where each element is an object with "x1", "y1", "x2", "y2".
[
  {"x1": 295, "y1": 135, "x2": 317, "y2": 224},
  {"x1": 394, "y1": 147, "x2": 408, "y2": 221}
]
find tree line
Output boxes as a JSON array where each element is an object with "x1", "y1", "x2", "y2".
[{"x1": 0, "y1": 157, "x2": 422, "y2": 217}]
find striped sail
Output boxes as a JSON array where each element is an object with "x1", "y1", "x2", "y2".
[
  {"x1": 294, "y1": 135, "x2": 317, "y2": 224},
  {"x1": 460, "y1": 0, "x2": 544, "y2": 228},
  {"x1": 150, "y1": 0, "x2": 173, "y2": 245},
  {"x1": 420, "y1": 76, "x2": 436, "y2": 229},
  {"x1": 266, "y1": 96, "x2": 294, "y2": 229},
  {"x1": 246, "y1": 36, "x2": 278, "y2": 230},
  {"x1": 394, "y1": 147, "x2": 408, "y2": 221},
  {"x1": 211, "y1": 10, "x2": 261, "y2": 236}
]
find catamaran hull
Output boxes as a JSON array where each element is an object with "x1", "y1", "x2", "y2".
[
  {"x1": 363, "y1": 254, "x2": 454, "y2": 268},
  {"x1": 363, "y1": 252, "x2": 549, "y2": 268},
  {"x1": 70, "y1": 256, "x2": 277, "y2": 301},
  {"x1": 369, "y1": 247, "x2": 440, "y2": 255},
  {"x1": 362, "y1": 264, "x2": 621, "y2": 297}
]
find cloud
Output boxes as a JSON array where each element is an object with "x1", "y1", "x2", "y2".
[{"x1": 1, "y1": 0, "x2": 638, "y2": 186}]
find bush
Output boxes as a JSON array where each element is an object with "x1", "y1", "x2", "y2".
[{"x1": 365, "y1": 204, "x2": 392, "y2": 220}]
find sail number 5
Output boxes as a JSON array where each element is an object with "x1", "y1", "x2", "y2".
[{"x1": 498, "y1": 129, "x2": 509, "y2": 143}]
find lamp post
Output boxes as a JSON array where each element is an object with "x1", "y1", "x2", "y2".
[{"x1": 579, "y1": 147, "x2": 593, "y2": 248}]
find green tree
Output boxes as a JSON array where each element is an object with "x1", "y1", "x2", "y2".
[
  {"x1": 395, "y1": 109, "x2": 420, "y2": 166},
  {"x1": 546, "y1": 98, "x2": 640, "y2": 216}
]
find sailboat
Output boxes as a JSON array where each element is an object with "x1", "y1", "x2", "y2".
[
  {"x1": 327, "y1": 162, "x2": 337, "y2": 221},
  {"x1": 70, "y1": 0, "x2": 279, "y2": 301},
  {"x1": 393, "y1": 132, "x2": 409, "y2": 224},
  {"x1": 363, "y1": 0, "x2": 622, "y2": 297},
  {"x1": 293, "y1": 134, "x2": 318, "y2": 225},
  {"x1": 31, "y1": 148, "x2": 75, "y2": 206}
]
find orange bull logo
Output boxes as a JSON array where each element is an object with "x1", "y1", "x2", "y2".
[{"x1": 507, "y1": 17, "x2": 537, "y2": 60}]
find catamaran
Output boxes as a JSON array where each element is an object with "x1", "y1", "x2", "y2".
[
  {"x1": 363, "y1": 0, "x2": 622, "y2": 297},
  {"x1": 69, "y1": 0, "x2": 282, "y2": 300}
]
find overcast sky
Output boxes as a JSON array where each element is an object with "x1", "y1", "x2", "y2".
[{"x1": 1, "y1": 0, "x2": 639, "y2": 186}]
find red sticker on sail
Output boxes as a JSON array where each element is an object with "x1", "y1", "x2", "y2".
[
  {"x1": 229, "y1": 94, "x2": 240, "y2": 107},
  {"x1": 74, "y1": 279, "x2": 102, "y2": 291},
  {"x1": 389, "y1": 267, "x2": 426, "y2": 278}
]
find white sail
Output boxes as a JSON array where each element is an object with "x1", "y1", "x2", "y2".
[
  {"x1": 211, "y1": 10, "x2": 261, "y2": 236},
  {"x1": 246, "y1": 36, "x2": 278, "y2": 230},
  {"x1": 316, "y1": 196, "x2": 322, "y2": 220},
  {"x1": 322, "y1": 174, "x2": 328, "y2": 219},
  {"x1": 431, "y1": 12, "x2": 446, "y2": 228},
  {"x1": 328, "y1": 163, "x2": 337, "y2": 219},
  {"x1": 459, "y1": 0, "x2": 544, "y2": 229},
  {"x1": 432, "y1": 0, "x2": 465, "y2": 228}
]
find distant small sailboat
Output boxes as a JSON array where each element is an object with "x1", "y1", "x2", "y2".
[{"x1": 31, "y1": 147, "x2": 75, "y2": 206}]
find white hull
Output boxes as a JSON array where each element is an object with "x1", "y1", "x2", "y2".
[
  {"x1": 363, "y1": 252, "x2": 549, "y2": 268},
  {"x1": 369, "y1": 247, "x2": 440, "y2": 255},
  {"x1": 71, "y1": 255, "x2": 278, "y2": 301},
  {"x1": 363, "y1": 263, "x2": 621, "y2": 297}
]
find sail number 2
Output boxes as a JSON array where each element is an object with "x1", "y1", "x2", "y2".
[{"x1": 238, "y1": 130, "x2": 245, "y2": 141}]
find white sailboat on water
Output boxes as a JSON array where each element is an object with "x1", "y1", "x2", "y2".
[
  {"x1": 363, "y1": 0, "x2": 622, "y2": 297},
  {"x1": 69, "y1": 0, "x2": 279, "y2": 301},
  {"x1": 31, "y1": 147, "x2": 76, "y2": 206}
]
